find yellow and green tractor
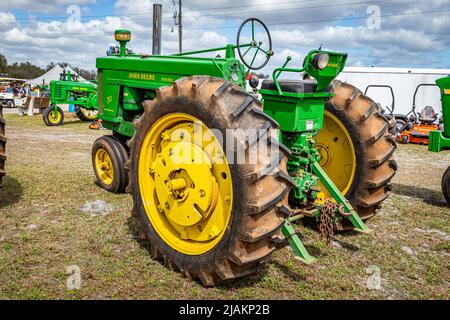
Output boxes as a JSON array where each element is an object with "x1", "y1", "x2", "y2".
[
  {"x1": 91, "y1": 19, "x2": 396, "y2": 285},
  {"x1": 43, "y1": 70, "x2": 98, "y2": 126}
]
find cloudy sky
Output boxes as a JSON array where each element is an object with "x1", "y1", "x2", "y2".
[{"x1": 0, "y1": 0, "x2": 449, "y2": 72}]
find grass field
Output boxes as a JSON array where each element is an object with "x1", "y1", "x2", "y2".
[{"x1": 0, "y1": 113, "x2": 448, "y2": 299}]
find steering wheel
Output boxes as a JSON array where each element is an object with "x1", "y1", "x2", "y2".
[{"x1": 236, "y1": 18, "x2": 273, "y2": 70}]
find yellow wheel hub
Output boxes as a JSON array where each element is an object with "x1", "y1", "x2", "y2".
[
  {"x1": 81, "y1": 108, "x2": 98, "y2": 120},
  {"x1": 48, "y1": 110, "x2": 61, "y2": 124},
  {"x1": 316, "y1": 110, "x2": 356, "y2": 197},
  {"x1": 95, "y1": 149, "x2": 114, "y2": 186},
  {"x1": 139, "y1": 113, "x2": 233, "y2": 255}
]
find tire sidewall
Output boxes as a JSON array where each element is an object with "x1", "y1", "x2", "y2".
[
  {"x1": 131, "y1": 97, "x2": 246, "y2": 270},
  {"x1": 92, "y1": 136, "x2": 128, "y2": 193},
  {"x1": 324, "y1": 103, "x2": 364, "y2": 202},
  {"x1": 442, "y1": 166, "x2": 450, "y2": 206},
  {"x1": 43, "y1": 105, "x2": 64, "y2": 126}
]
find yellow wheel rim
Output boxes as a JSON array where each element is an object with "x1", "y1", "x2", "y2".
[
  {"x1": 95, "y1": 148, "x2": 114, "y2": 186},
  {"x1": 316, "y1": 110, "x2": 356, "y2": 197},
  {"x1": 48, "y1": 110, "x2": 61, "y2": 124},
  {"x1": 80, "y1": 107, "x2": 98, "y2": 120},
  {"x1": 138, "y1": 113, "x2": 233, "y2": 255}
]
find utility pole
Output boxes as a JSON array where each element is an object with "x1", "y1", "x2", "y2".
[
  {"x1": 178, "y1": 0, "x2": 182, "y2": 53},
  {"x1": 173, "y1": 0, "x2": 182, "y2": 53},
  {"x1": 152, "y1": 4, "x2": 162, "y2": 55}
]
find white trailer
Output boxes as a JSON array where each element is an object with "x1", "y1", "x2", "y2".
[{"x1": 338, "y1": 67, "x2": 450, "y2": 117}]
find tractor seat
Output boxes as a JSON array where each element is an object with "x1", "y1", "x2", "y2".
[
  {"x1": 419, "y1": 106, "x2": 437, "y2": 124},
  {"x1": 261, "y1": 79, "x2": 317, "y2": 94}
]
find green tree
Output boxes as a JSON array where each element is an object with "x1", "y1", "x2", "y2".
[{"x1": 0, "y1": 53, "x2": 8, "y2": 74}]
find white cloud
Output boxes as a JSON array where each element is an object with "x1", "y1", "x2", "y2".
[
  {"x1": 0, "y1": 0, "x2": 96, "y2": 13},
  {"x1": 0, "y1": 0, "x2": 450, "y2": 72}
]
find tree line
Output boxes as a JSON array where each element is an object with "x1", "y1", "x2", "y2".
[{"x1": 0, "y1": 53, "x2": 97, "y2": 81}]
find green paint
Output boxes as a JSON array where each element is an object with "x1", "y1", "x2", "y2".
[
  {"x1": 429, "y1": 76, "x2": 450, "y2": 152},
  {"x1": 50, "y1": 77, "x2": 98, "y2": 111}
]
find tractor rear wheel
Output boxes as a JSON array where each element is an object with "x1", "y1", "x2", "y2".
[
  {"x1": 75, "y1": 106, "x2": 98, "y2": 122},
  {"x1": 92, "y1": 135, "x2": 129, "y2": 193},
  {"x1": 43, "y1": 105, "x2": 64, "y2": 126},
  {"x1": 128, "y1": 76, "x2": 292, "y2": 286},
  {"x1": 0, "y1": 105, "x2": 6, "y2": 187},
  {"x1": 442, "y1": 166, "x2": 450, "y2": 205},
  {"x1": 317, "y1": 80, "x2": 397, "y2": 222}
]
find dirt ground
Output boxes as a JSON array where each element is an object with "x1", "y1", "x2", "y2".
[{"x1": 0, "y1": 113, "x2": 448, "y2": 299}]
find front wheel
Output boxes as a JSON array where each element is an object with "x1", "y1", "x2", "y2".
[
  {"x1": 442, "y1": 166, "x2": 450, "y2": 206},
  {"x1": 43, "y1": 105, "x2": 64, "y2": 126},
  {"x1": 92, "y1": 136, "x2": 129, "y2": 193},
  {"x1": 6, "y1": 101, "x2": 14, "y2": 108}
]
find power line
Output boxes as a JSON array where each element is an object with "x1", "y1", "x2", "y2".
[
  {"x1": 185, "y1": 8, "x2": 450, "y2": 30},
  {"x1": 6, "y1": 0, "x2": 376, "y2": 22},
  {"x1": 18, "y1": 8, "x2": 450, "y2": 37},
  {"x1": 100, "y1": 0, "x2": 389, "y2": 22}
]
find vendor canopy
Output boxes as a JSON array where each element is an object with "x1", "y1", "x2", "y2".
[{"x1": 26, "y1": 65, "x2": 87, "y2": 85}]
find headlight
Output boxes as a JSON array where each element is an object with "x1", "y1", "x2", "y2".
[
  {"x1": 313, "y1": 53, "x2": 330, "y2": 70},
  {"x1": 115, "y1": 30, "x2": 131, "y2": 42}
]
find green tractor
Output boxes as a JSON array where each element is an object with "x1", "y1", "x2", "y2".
[
  {"x1": 91, "y1": 19, "x2": 396, "y2": 285},
  {"x1": 44, "y1": 71, "x2": 98, "y2": 126},
  {"x1": 428, "y1": 76, "x2": 450, "y2": 205}
]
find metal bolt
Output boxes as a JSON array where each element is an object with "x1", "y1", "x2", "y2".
[
  {"x1": 165, "y1": 202, "x2": 170, "y2": 210},
  {"x1": 199, "y1": 190, "x2": 206, "y2": 198}
]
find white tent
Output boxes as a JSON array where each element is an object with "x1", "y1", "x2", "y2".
[{"x1": 26, "y1": 65, "x2": 88, "y2": 85}]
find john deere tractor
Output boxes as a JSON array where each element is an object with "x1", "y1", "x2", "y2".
[
  {"x1": 429, "y1": 76, "x2": 450, "y2": 205},
  {"x1": 43, "y1": 70, "x2": 98, "y2": 126},
  {"x1": 91, "y1": 19, "x2": 396, "y2": 285}
]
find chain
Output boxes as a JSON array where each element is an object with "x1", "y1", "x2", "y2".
[{"x1": 319, "y1": 200, "x2": 336, "y2": 246}]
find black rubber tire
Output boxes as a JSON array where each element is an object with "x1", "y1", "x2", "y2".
[
  {"x1": 0, "y1": 105, "x2": 6, "y2": 188},
  {"x1": 127, "y1": 76, "x2": 292, "y2": 286},
  {"x1": 92, "y1": 135, "x2": 129, "y2": 193},
  {"x1": 6, "y1": 101, "x2": 13, "y2": 108},
  {"x1": 74, "y1": 105, "x2": 98, "y2": 122},
  {"x1": 43, "y1": 105, "x2": 64, "y2": 126},
  {"x1": 442, "y1": 166, "x2": 450, "y2": 206},
  {"x1": 323, "y1": 80, "x2": 397, "y2": 222}
]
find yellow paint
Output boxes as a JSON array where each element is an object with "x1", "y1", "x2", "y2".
[
  {"x1": 48, "y1": 109, "x2": 62, "y2": 124},
  {"x1": 128, "y1": 72, "x2": 155, "y2": 81},
  {"x1": 79, "y1": 107, "x2": 98, "y2": 121},
  {"x1": 138, "y1": 113, "x2": 233, "y2": 255},
  {"x1": 95, "y1": 148, "x2": 114, "y2": 186},
  {"x1": 316, "y1": 110, "x2": 356, "y2": 198},
  {"x1": 444, "y1": 89, "x2": 450, "y2": 95}
]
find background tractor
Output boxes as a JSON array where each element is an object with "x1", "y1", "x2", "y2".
[
  {"x1": 429, "y1": 76, "x2": 450, "y2": 205},
  {"x1": 90, "y1": 19, "x2": 396, "y2": 285},
  {"x1": 43, "y1": 70, "x2": 98, "y2": 126}
]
